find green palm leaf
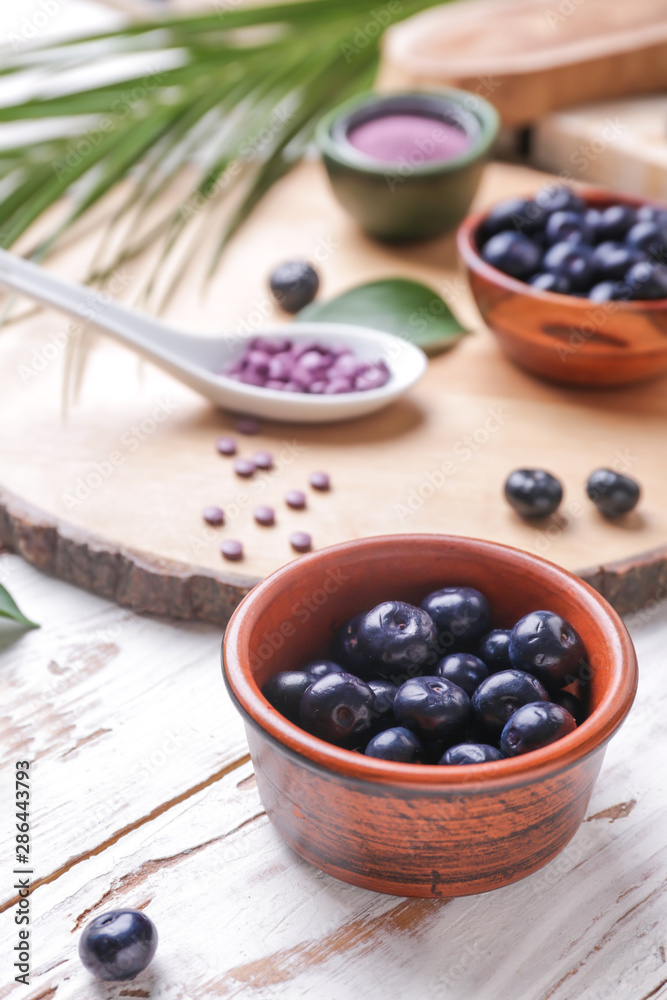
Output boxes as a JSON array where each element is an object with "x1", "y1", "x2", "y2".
[{"x1": 0, "y1": 0, "x2": 451, "y2": 294}]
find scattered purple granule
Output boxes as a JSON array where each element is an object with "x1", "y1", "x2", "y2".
[
  {"x1": 221, "y1": 540, "x2": 243, "y2": 561},
  {"x1": 235, "y1": 416, "x2": 260, "y2": 435},
  {"x1": 254, "y1": 505, "x2": 276, "y2": 526},
  {"x1": 234, "y1": 457, "x2": 255, "y2": 478},
  {"x1": 216, "y1": 436, "x2": 237, "y2": 456},
  {"x1": 289, "y1": 531, "x2": 312, "y2": 553},
  {"x1": 221, "y1": 338, "x2": 390, "y2": 395},
  {"x1": 285, "y1": 489, "x2": 306, "y2": 509},
  {"x1": 252, "y1": 450, "x2": 273, "y2": 470},
  {"x1": 309, "y1": 471, "x2": 331, "y2": 491},
  {"x1": 202, "y1": 505, "x2": 225, "y2": 526},
  {"x1": 354, "y1": 361, "x2": 390, "y2": 391}
]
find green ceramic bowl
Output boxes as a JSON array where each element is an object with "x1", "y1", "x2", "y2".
[{"x1": 316, "y1": 89, "x2": 499, "y2": 242}]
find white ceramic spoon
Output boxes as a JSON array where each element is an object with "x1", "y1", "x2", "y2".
[{"x1": 0, "y1": 249, "x2": 427, "y2": 423}]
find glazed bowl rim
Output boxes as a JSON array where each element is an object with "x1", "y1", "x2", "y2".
[
  {"x1": 457, "y1": 185, "x2": 667, "y2": 311},
  {"x1": 316, "y1": 88, "x2": 499, "y2": 179},
  {"x1": 222, "y1": 533, "x2": 637, "y2": 790}
]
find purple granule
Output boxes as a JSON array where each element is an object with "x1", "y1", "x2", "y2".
[
  {"x1": 289, "y1": 531, "x2": 312, "y2": 553},
  {"x1": 221, "y1": 540, "x2": 243, "y2": 561},
  {"x1": 234, "y1": 457, "x2": 255, "y2": 478},
  {"x1": 202, "y1": 505, "x2": 225, "y2": 526},
  {"x1": 216, "y1": 436, "x2": 237, "y2": 456},
  {"x1": 252, "y1": 450, "x2": 273, "y2": 470},
  {"x1": 221, "y1": 337, "x2": 390, "y2": 395},
  {"x1": 309, "y1": 471, "x2": 331, "y2": 491},
  {"x1": 253, "y1": 505, "x2": 276, "y2": 526},
  {"x1": 285, "y1": 489, "x2": 306, "y2": 509}
]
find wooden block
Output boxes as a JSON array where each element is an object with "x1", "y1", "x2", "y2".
[{"x1": 531, "y1": 95, "x2": 667, "y2": 199}]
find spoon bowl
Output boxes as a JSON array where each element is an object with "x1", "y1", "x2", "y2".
[{"x1": 0, "y1": 249, "x2": 427, "y2": 423}]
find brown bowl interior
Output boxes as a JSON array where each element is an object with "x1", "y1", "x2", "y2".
[
  {"x1": 457, "y1": 187, "x2": 667, "y2": 386},
  {"x1": 224, "y1": 534, "x2": 636, "y2": 789}
]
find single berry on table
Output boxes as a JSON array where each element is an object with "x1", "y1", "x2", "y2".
[
  {"x1": 357, "y1": 601, "x2": 437, "y2": 682},
  {"x1": 269, "y1": 261, "x2": 320, "y2": 313},
  {"x1": 435, "y1": 652, "x2": 488, "y2": 696},
  {"x1": 586, "y1": 468, "x2": 641, "y2": 517},
  {"x1": 500, "y1": 702, "x2": 576, "y2": 756},
  {"x1": 262, "y1": 670, "x2": 313, "y2": 723},
  {"x1": 364, "y1": 725, "x2": 422, "y2": 762},
  {"x1": 420, "y1": 586, "x2": 491, "y2": 651},
  {"x1": 78, "y1": 910, "x2": 157, "y2": 982},
  {"x1": 440, "y1": 743, "x2": 504, "y2": 765},
  {"x1": 300, "y1": 671, "x2": 375, "y2": 748},
  {"x1": 471, "y1": 669, "x2": 548, "y2": 735},
  {"x1": 394, "y1": 676, "x2": 471, "y2": 742},
  {"x1": 509, "y1": 610, "x2": 586, "y2": 689},
  {"x1": 504, "y1": 468, "x2": 563, "y2": 518}
]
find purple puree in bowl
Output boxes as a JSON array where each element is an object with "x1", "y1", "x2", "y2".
[{"x1": 347, "y1": 114, "x2": 471, "y2": 164}]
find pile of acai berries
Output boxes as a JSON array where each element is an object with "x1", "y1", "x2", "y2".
[
  {"x1": 478, "y1": 184, "x2": 667, "y2": 301},
  {"x1": 262, "y1": 586, "x2": 589, "y2": 764}
]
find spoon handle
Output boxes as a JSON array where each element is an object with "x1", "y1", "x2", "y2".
[{"x1": 0, "y1": 248, "x2": 189, "y2": 363}]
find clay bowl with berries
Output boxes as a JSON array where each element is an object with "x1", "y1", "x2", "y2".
[
  {"x1": 222, "y1": 534, "x2": 637, "y2": 898},
  {"x1": 457, "y1": 185, "x2": 667, "y2": 387}
]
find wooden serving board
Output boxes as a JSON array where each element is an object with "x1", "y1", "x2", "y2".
[{"x1": 1, "y1": 161, "x2": 666, "y2": 624}]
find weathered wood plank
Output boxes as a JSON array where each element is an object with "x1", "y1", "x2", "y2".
[
  {"x1": 0, "y1": 554, "x2": 247, "y2": 890},
  {"x1": 1, "y1": 558, "x2": 667, "y2": 999}
]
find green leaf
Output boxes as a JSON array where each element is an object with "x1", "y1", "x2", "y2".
[
  {"x1": 296, "y1": 278, "x2": 469, "y2": 356},
  {"x1": 0, "y1": 583, "x2": 39, "y2": 629}
]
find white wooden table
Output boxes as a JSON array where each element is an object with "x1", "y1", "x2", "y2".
[{"x1": 1, "y1": 551, "x2": 666, "y2": 1000}]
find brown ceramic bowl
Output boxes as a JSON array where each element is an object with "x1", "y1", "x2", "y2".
[
  {"x1": 457, "y1": 187, "x2": 667, "y2": 387},
  {"x1": 222, "y1": 534, "x2": 637, "y2": 897}
]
